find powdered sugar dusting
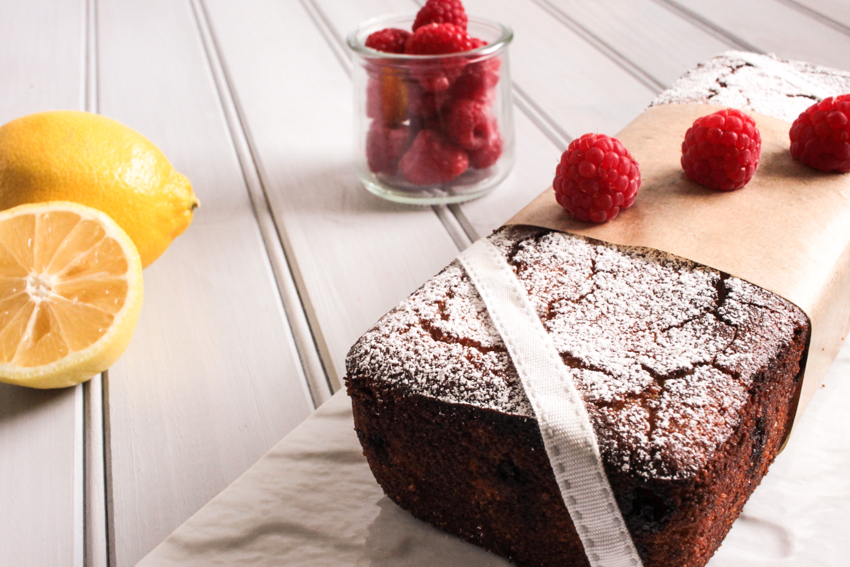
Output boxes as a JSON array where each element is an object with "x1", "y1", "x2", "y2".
[
  {"x1": 346, "y1": 227, "x2": 807, "y2": 480},
  {"x1": 651, "y1": 51, "x2": 850, "y2": 123}
]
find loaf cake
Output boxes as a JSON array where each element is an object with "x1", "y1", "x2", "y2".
[{"x1": 345, "y1": 52, "x2": 847, "y2": 567}]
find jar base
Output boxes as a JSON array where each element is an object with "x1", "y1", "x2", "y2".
[{"x1": 357, "y1": 166, "x2": 511, "y2": 205}]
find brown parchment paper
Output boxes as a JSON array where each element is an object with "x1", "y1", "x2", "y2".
[{"x1": 509, "y1": 103, "x2": 850, "y2": 436}]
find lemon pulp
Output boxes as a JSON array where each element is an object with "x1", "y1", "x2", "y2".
[{"x1": 0, "y1": 202, "x2": 143, "y2": 388}]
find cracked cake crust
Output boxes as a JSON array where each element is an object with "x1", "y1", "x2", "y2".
[
  {"x1": 345, "y1": 226, "x2": 809, "y2": 567},
  {"x1": 346, "y1": 226, "x2": 809, "y2": 483},
  {"x1": 650, "y1": 51, "x2": 850, "y2": 122}
]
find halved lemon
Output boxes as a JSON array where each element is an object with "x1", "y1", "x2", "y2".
[{"x1": 0, "y1": 201, "x2": 143, "y2": 388}]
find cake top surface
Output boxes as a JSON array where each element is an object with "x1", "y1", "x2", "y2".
[
  {"x1": 346, "y1": 227, "x2": 807, "y2": 481},
  {"x1": 651, "y1": 51, "x2": 850, "y2": 122}
]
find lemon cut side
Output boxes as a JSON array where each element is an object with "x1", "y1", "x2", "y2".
[{"x1": 0, "y1": 202, "x2": 143, "y2": 388}]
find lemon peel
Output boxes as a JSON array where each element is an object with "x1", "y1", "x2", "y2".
[{"x1": 0, "y1": 111, "x2": 198, "y2": 268}]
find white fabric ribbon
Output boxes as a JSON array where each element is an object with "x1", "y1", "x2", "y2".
[{"x1": 458, "y1": 238, "x2": 643, "y2": 567}]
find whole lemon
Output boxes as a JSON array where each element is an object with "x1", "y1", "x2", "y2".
[{"x1": 0, "y1": 110, "x2": 198, "y2": 267}]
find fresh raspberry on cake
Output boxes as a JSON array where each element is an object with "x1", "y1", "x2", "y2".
[
  {"x1": 364, "y1": 28, "x2": 411, "y2": 54},
  {"x1": 366, "y1": 123, "x2": 411, "y2": 175},
  {"x1": 442, "y1": 98, "x2": 491, "y2": 150},
  {"x1": 681, "y1": 108, "x2": 761, "y2": 191},
  {"x1": 412, "y1": 0, "x2": 468, "y2": 31},
  {"x1": 789, "y1": 94, "x2": 850, "y2": 172},
  {"x1": 399, "y1": 130, "x2": 468, "y2": 185},
  {"x1": 553, "y1": 133, "x2": 641, "y2": 223},
  {"x1": 405, "y1": 23, "x2": 473, "y2": 92},
  {"x1": 467, "y1": 123, "x2": 503, "y2": 169}
]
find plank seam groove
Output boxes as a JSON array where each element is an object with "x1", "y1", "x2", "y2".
[
  {"x1": 84, "y1": 0, "x2": 110, "y2": 564},
  {"x1": 530, "y1": 0, "x2": 667, "y2": 91},
  {"x1": 648, "y1": 0, "x2": 763, "y2": 53},
  {"x1": 434, "y1": 205, "x2": 474, "y2": 249},
  {"x1": 191, "y1": 0, "x2": 333, "y2": 402},
  {"x1": 772, "y1": 0, "x2": 850, "y2": 38},
  {"x1": 75, "y1": 385, "x2": 84, "y2": 567},
  {"x1": 512, "y1": 85, "x2": 572, "y2": 151},
  {"x1": 83, "y1": 377, "x2": 108, "y2": 567},
  {"x1": 85, "y1": 0, "x2": 99, "y2": 114},
  {"x1": 448, "y1": 204, "x2": 481, "y2": 243},
  {"x1": 299, "y1": 0, "x2": 354, "y2": 78},
  {"x1": 101, "y1": 372, "x2": 117, "y2": 567}
]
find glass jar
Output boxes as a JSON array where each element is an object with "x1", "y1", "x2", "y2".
[{"x1": 347, "y1": 15, "x2": 514, "y2": 205}]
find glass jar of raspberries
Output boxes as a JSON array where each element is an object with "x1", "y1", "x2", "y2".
[{"x1": 347, "y1": 13, "x2": 514, "y2": 204}]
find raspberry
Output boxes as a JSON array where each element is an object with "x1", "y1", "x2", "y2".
[
  {"x1": 789, "y1": 94, "x2": 850, "y2": 172},
  {"x1": 405, "y1": 22, "x2": 472, "y2": 55},
  {"x1": 398, "y1": 130, "x2": 468, "y2": 185},
  {"x1": 467, "y1": 123, "x2": 503, "y2": 169},
  {"x1": 364, "y1": 28, "x2": 411, "y2": 54},
  {"x1": 366, "y1": 123, "x2": 411, "y2": 175},
  {"x1": 449, "y1": 51, "x2": 500, "y2": 103},
  {"x1": 553, "y1": 133, "x2": 641, "y2": 223},
  {"x1": 413, "y1": 0, "x2": 468, "y2": 31},
  {"x1": 681, "y1": 108, "x2": 761, "y2": 191},
  {"x1": 406, "y1": 83, "x2": 444, "y2": 120},
  {"x1": 442, "y1": 98, "x2": 491, "y2": 150},
  {"x1": 405, "y1": 23, "x2": 473, "y2": 92}
]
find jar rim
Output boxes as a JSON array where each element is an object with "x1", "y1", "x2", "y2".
[{"x1": 346, "y1": 14, "x2": 513, "y2": 60}]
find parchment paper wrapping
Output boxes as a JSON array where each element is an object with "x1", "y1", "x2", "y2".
[{"x1": 509, "y1": 103, "x2": 850, "y2": 434}]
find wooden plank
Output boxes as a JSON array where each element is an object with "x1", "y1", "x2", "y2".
[
  {"x1": 192, "y1": 0, "x2": 332, "y2": 406},
  {"x1": 0, "y1": 1, "x2": 86, "y2": 566},
  {"x1": 463, "y1": 0, "x2": 658, "y2": 137},
  {"x1": 0, "y1": 388, "x2": 82, "y2": 566},
  {"x1": 783, "y1": 0, "x2": 850, "y2": 32},
  {"x1": 202, "y1": 0, "x2": 461, "y2": 385},
  {"x1": 535, "y1": 0, "x2": 732, "y2": 88},
  {"x1": 670, "y1": 0, "x2": 850, "y2": 70},
  {"x1": 95, "y1": 0, "x2": 316, "y2": 564}
]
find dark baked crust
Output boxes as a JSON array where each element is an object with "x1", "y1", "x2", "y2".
[{"x1": 345, "y1": 226, "x2": 809, "y2": 567}]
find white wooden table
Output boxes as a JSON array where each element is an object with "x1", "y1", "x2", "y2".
[{"x1": 2, "y1": 1, "x2": 849, "y2": 566}]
